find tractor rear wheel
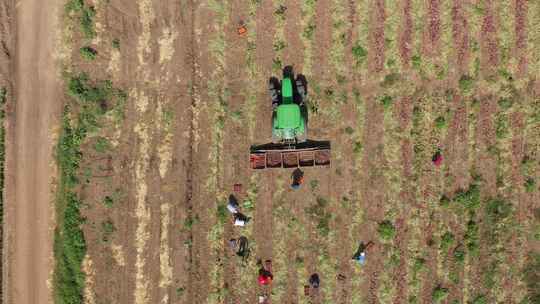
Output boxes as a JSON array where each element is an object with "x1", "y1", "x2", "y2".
[
  {"x1": 269, "y1": 77, "x2": 280, "y2": 108},
  {"x1": 295, "y1": 75, "x2": 307, "y2": 104}
]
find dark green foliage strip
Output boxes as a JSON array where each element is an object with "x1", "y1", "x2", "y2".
[
  {"x1": 54, "y1": 74, "x2": 123, "y2": 304},
  {"x1": 66, "y1": 0, "x2": 96, "y2": 39}
]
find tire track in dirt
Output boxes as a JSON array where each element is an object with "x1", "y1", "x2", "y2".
[
  {"x1": 283, "y1": 0, "x2": 303, "y2": 68},
  {"x1": 451, "y1": 0, "x2": 471, "y2": 78},
  {"x1": 504, "y1": 110, "x2": 525, "y2": 304},
  {"x1": 392, "y1": 95, "x2": 414, "y2": 304},
  {"x1": 422, "y1": 0, "x2": 441, "y2": 58},
  {"x1": 333, "y1": 2, "x2": 359, "y2": 303},
  {"x1": 398, "y1": 0, "x2": 413, "y2": 68},
  {"x1": 312, "y1": 0, "x2": 332, "y2": 82},
  {"x1": 253, "y1": 1, "x2": 276, "y2": 302},
  {"x1": 471, "y1": 94, "x2": 497, "y2": 300},
  {"x1": 281, "y1": 2, "x2": 304, "y2": 303},
  {"x1": 360, "y1": 1, "x2": 388, "y2": 302},
  {"x1": 160, "y1": 4, "x2": 197, "y2": 304},
  {"x1": 443, "y1": 94, "x2": 468, "y2": 304},
  {"x1": 473, "y1": 4, "x2": 501, "y2": 299},
  {"x1": 180, "y1": 2, "x2": 215, "y2": 303},
  {"x1": 415, "y1": 94, "x2": 442, "y2": 304},
  {"x1": 304, "y1": 0, "x2": 333, "y2": 303},
  {"x1": 345, "y1": 0, "x2": 359, "y2": 87},
  {"x1": 514, "y1": 0, "x2": 528, "y2": 76},
  {"x1": 358, "y1": 96, "x2": 386, "y2": 304},
  {"x1": 444, "y1": 3, "x2": 471, "y2": 300},
  {"x1": 367, "y1": 0, "x2": 386, "y2": 73},
  {"x1": 479, "y1": 1, "x2": 499, "y2": 76},
  {"x1": 221, "y1": 1, "x2": 249, "y2": 303}
]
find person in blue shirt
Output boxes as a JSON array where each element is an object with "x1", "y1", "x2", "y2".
[
  {"x1": 291, "y1": 168, "x2": 304, "y2": 189},
  {"x1": 352, "y1": 241, "x2": 374, "y2": 265}
]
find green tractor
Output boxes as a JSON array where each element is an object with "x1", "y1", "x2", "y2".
[
  {"x1": 250, "y1": 67, "x2": 331, "y2": 169},
  {"x1": 269, "y1": 71, "x2": 308, "y2": 143}
]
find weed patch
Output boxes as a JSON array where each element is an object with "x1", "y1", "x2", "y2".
[
  {"x1": 524, "y1": 178, "x2": 536, "y2": 193},
  {"x1": 458, "y1": 75, "x2": 474, "y2": 95},
  {"x1": 93, "y1": 137, "x2": 111, "y2": 153},
  {"x1": 80, "y1": 46, "x2": 97, "y2": 60},
  {"x1": 66, "y1": 0, "x2": 96, "y2": 39},
  {"x1": 464, "y1": 220, "x2": 479, "y2": 256},
  {"x1": 101, "y1": 219, "x2": 116, "y2": 243},
  {"x1": 377, "y1": 220, "x2": 396, "y2": 241},
  {"x1": 352, "y1": 41, "x2": 368, "y2": 67},
  {"x1": 439, "y1": 231, "x2": 455, "y2": 252},
  {"x1": 469, "y1": 294, "x2": 487, "y2": 304},
  {"x1": 432, "y1": 286, "x2": 449, "y2": 303},
  {"x1": 54, "y1": 73, "x2": 123, "y2": 303}
]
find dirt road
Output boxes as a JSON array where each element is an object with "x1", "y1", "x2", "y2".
[{"x1": 5, "y1": 0, "x2": 61, "y2": 303}]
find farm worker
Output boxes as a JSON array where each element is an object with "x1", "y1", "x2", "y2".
[
  {"x1": 233, "y1": 212, "x2": 250, "y2": 226},
  {"x1": 309, "y1": 273, "x2": 320, "y2": 288},
  {"x1": 227, "y1": 194, "x2": 240, "y2": 214},
  {"x1": 237, "y1": 21, "x2": 247, "y2": 36},
  {"x1": 258, "y1": 259, "x2": 273, "y2": 285},
  {"x1": 229, "y1": 236, "x2": 250, "y2": 260},
  {"x1": 352, "y1": 241, "x2": 374, "y2": 265},
  {"x1": 291, "y1": 168, "x2": 304, "y2": 189},
  {"x1": 432, "y1": 149, "x2": 443, "y2": 166}
]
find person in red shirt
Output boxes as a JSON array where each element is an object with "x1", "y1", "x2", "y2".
[{"x1": 257, "y1": 260, "x2": 273, "y2": 285}]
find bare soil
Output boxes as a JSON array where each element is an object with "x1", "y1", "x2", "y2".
[{"x1": 3, "y1": 1, "x2": 62, "y2": 304}]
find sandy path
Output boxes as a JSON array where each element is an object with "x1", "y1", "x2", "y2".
[{"x1": 6, "y1": 0, "x2": 61, "y2": 303}]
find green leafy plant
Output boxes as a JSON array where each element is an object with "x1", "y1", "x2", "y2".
[
  {"x1": 459, "y1": 75, "x2": 474, "y2": 95},
  {"x1": 432, "y1": 286, "x2": 449, "y2": 303},
  {"x1": 379, "y1": 95, "x2": 394, "y2": 110},
  {"x1": 525, "y1": 178, "x2": 536, "y2": 193},
  {"x1": 303, "y1": 22, "x2": 316, "y2": 40},
  {"x1": 353, "y1": 141, "x2": 363, "y2": 154},
  {"x1": 470, "y1": 294, "x2": 487, "y2": 304},
  {"x1": 273, "y1": 40, "x2": 286, "y2": 52},
  {"x1": 495, "y1": 114, "x2": 509, "y2": 139},
  {"x1": 413, "y1": 257, "x2": 426, "y2": 273},
  {"x1": 435, "y1": 116, "x2": 447, "y2": 130},
  {"x1": 216, "y1": 204, "x2": 228, "y2": 224},
  {"x1": 80, "y1": 46, "x2": 97, "y2": 60},
  {"x1": 498, "y1": 97, "x2": 513, "y2": 110},
  {"x1": 381, "y1": 73, "x2": 400, "y2": 88},
  {"x1": 464, "y1": 220, "x2": 479, "y2": 256},
  {"x1": 440, "y1": 195, "x2": 450, "y2": 207},
  {"x1": 242, "y1": 199, "x2": 255, "y2": 210},
  {"x1": 112, "y1": 38, "x2": 120, "y2": 49},
  {"x1": 440, "y1": 231, "x2": 455, "y2": 252},
  {"x1": 411, "y1": 54, "x2": 422, "y2": 69},
  {"x1": 101, "y1": 219, "x2": 116, "y2": 242},
  {"x1": 93, "y1": 137, "x2": 111, "y2": 153},
  {"x1": 453, "y1": 183, "x2": 481, "y2": 211},
  {"x1": 309, "y1": 179, "x2": 319, "y2": 191},
  {"x1": 103, "y1": 196, "x2": 114, "y2": 208},
  {"x1": 453, "y1": 245, "x2": 466, "y2": 263},
  {"x1": 377, "y1": 220, "x2": 396, "y2": 241},
  {"x1": 352, "y1": 41, "x2": 367, "y2": 65}
]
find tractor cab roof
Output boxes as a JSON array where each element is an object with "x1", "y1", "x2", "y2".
[
  {"x1": 281, "y1": 77, "x2": 293, "y2": 104},
  {"x1": 276, "y1": 103, "x2": 301, "y2": 129}
]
